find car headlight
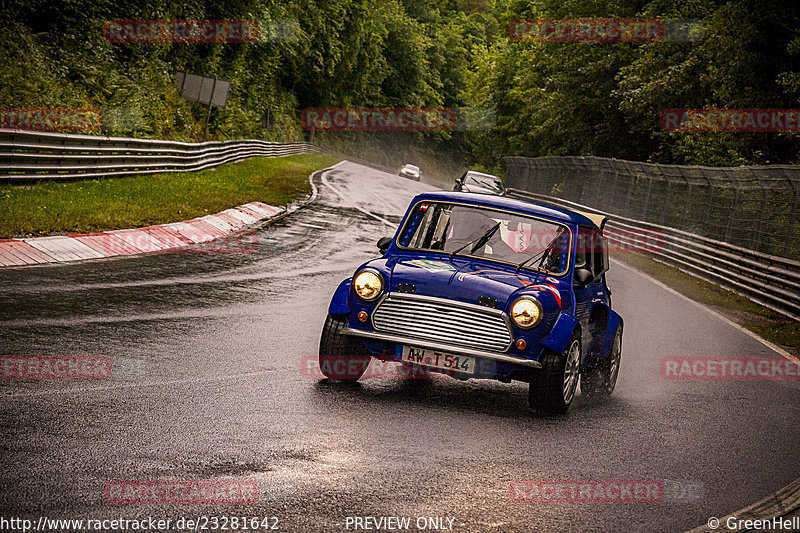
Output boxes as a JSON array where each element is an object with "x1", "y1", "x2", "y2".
[
  {"x1": 353, "y1": 270, "x2": 383, "y2": 301},
  {"x1": 510, "y1": 297, "x2": 543, "y2": 328}
]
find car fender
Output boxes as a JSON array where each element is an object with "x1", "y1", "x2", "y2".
[
  {"x1": 540, "y1": 311, "x2": 580, "y2": 354},
  {"x1": 328, "y1": 278, "x2": 352, "y2": 315},
  {"x1": 598, "y1": 308, "x2": 623, "y2": 358}
]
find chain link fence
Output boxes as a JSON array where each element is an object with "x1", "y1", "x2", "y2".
[{"x1": 504, "y1": 156, "x2": 800, "y2": 260}]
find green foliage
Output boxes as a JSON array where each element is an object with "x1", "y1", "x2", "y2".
[
  {"x1": 1, "y1": 0, "x2": 798, "y2": 166},
  {"x1": 462, "y1": 0, "x2": 800, "y2": 166},
  {"x1": 0, "y1": 0, "x2": 495, "y2": 141}
]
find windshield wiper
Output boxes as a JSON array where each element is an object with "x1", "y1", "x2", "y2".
[
  {"x1": 515, "y1": 248, "x2": 548, "y2": 274},
  {"x1": 515, "y1": 229, "x2": 565, "y2": 273},
  {"x1": 449, "y1": 222, "x2": 501, "y2": 259}
]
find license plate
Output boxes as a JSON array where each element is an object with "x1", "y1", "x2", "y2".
[{"x1": 400, "y1": 345, "x2": 476, "y2": 375}]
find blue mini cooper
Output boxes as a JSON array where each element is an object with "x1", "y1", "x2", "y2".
[{"x1": 319, "y1": 191, "x2": 623, "y2": 414}]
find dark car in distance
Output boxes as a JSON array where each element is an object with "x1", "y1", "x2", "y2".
[{"x1": 454, "y1": 170, "x2": 505, "y2": 195}]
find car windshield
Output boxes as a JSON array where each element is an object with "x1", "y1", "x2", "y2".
[
  {"x1": 465, "y1": 175, "x2": 502, "y2": 192},
  {"x1": 397, "y1": 202, "x2": 571, "y2": 275}
]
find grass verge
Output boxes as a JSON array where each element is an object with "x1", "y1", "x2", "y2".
[
  {"x1": 0, "y1": 154, "x2": 340, "y2": 238},
  {"x1": 615, "y1": 252, "x2": 800, "y2": 356}
]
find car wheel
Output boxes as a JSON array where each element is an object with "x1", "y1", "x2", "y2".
[
  {"x1": 581, "y1": 327, "x2": 622, "y2": 398},
  {"x1": 318, "y1": 313, "x2": 371, "y2": 380},
  {"x1": 529, "y1": 332, "x2": 581, "y2": 414}
]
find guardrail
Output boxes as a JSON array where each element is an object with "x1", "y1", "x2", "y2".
[
  {"x1": 507, "y1": 188, "x2": 800, "y2": 321},
  {"x1": 6, "y1": 129, "x2": 796, "y2": 319},
  {"x1": 0, "y1": 129, "x2": 321, "y2": 181}
]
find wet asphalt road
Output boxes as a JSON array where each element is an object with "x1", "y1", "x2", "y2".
[{"x1": 1, "y1": 161, "x2": 798, "y2": 533}]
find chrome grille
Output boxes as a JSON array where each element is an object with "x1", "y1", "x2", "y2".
[{"x1": 372, "y1": 293, "x2": 512, "y2": 352}]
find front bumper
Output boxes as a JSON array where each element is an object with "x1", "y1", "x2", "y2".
[{"x1": 341, "y1": 327, "x2": 542, "y2": 369}]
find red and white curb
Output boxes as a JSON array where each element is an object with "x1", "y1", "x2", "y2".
[{"x1": 0, "y1": 202, "x2": 284, "y2": 267}]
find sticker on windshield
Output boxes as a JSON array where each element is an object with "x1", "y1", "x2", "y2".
[{"x1": 404, "y1": 259, "x2": 457, "y2": 272}]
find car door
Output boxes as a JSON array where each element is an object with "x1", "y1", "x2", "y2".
[
  {"x1": 574, "y1": 227, "x2": 610, "y2": 359},
  {"x1": 573, "y1": 226, "x2": 594, "y2": 355},
  {"x1": 590, "y1": 231, "x2": 611, "y2": 308},
  {"x1": 585, "y1": 230, "x2": 611, "y2": 357}
]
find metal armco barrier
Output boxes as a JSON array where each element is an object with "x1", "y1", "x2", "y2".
[
  {"x1": 507, "y1": 188, "x2": 800, "y2": 321},
  {"x1": 0, "y1": 129, "x2": 322, "y2": 181},
  {"x1": 504, "y1": 155, "x2": 800, "y2": 260}
]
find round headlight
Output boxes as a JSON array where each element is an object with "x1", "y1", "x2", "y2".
[
  {"x1": 511, "y1": 298, "x2": 542, "y2": 328},
  {"x1": 353, "y1": 270, "x2": 383, "y2": 300}
]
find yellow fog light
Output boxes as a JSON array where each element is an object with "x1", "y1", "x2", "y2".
[
  {"x1": 353, "y1": 270, "x2": 383, "y2": 301},
  {"x1": 511, "y1": 298, "x2": 542, "y2": 329}
]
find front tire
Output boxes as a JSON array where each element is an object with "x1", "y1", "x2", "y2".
[
  {"x1": 318, "y1": 314, "x2": 371, "y2": 380},
  {"x1": 581, "y1": 327, "x2": 622, "y2": 398},
  {"x1": 529, "y1": 332, "x2": 581, "y2": 414}
]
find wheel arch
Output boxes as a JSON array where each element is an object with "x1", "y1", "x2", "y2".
[
  {"x1": 327, "y1": 278, "x2": 352, "y2": 315},
  {"x1": 540, "y1": 311, "x2": 581, "y2": 355},
  {"x1": 599, "y1": 309, "x2": 623, "y2": 358}
]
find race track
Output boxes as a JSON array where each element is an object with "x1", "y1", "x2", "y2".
[{"x1": 1, "y1": 161, "x2": 798, "y2": 532}]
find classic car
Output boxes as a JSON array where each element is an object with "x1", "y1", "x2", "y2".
[
  {"x1": 318, "y1": 191, "x2": 623, "y2": 414},
  {"x1": 453, "y1": 170, "x2": 505, "y2": 195}
]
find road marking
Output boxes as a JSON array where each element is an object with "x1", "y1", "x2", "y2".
[
  {"x1": 320, "y1": 167, "x2": 398, "y2": 228},
  {"x1": 612, "y1": 258, "x2": 798, "y2": 364}
]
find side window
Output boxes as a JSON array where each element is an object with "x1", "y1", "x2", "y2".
[
  {"x1": 592, "y1": 233, "x2": 609, "y2": 278},
  {"x1": 575, "y1": 227, "x2": 591, "y2": 270}
]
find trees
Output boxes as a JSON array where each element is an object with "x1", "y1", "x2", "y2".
[
  {"x1": 1, "y1": 0, "x2": 798, "y2": 165},
  {"x1": 462, "y1": 0, "x2": 800, "y2": 166}
]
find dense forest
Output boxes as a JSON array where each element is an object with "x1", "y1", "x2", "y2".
[{"x1": 2, "y1": 0, "x2": 799, "y2": 170}]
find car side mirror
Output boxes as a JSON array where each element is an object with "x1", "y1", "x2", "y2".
[
  {"x1": 573, "y1": 267, "x2": 594, "y2": 288},
  {"x1": 377, "y1": 236, "x2": 392, "y2": 254}
]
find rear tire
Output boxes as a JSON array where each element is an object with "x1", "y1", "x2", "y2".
[
  {"x1": 581, "y1": 327, "x2": 622, "y2": 398},
  {"x1": 529, "y1": 332, "x2": 581, "y2": 414},
  {"x1": 318, "y1": 314, "x2": 371, "y2": 380}
]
